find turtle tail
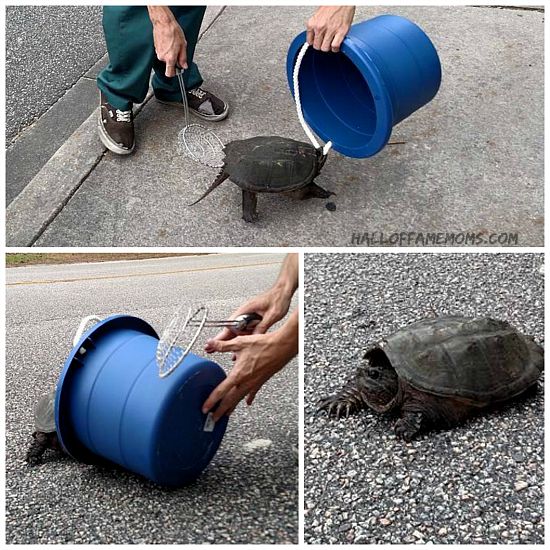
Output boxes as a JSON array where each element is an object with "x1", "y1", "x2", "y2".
[{"x1": 188, "y1": 171, "x2": 230, "y2": 206}]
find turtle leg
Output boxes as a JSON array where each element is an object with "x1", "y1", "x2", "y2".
[
  {"x1": 316, "y1": 376, "x2": 367, "y2": 419},
  {"x1": 242, "y1": 190, "x2": 258, "y2": 223},
  {"x1": 297, "y1": 181, "x2": 335, "y2": 200},
  {"x1": 26, "y1": 431, "x2": 50, "y2": 466},
  {"x1": 394, "y1": 411, "x2": 425, "y2": 442}
]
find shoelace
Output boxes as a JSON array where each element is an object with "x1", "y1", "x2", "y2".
[
  {"x1": 189, "y1": 88, "x2": 206, "y2": 100},
  {"x1": 115, "y1": 109, "x2": 132, "y2": 123}
]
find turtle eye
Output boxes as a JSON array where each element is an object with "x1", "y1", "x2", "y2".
[{"x1": 367, "y1": 368, "x2": 379, "y2": 380}]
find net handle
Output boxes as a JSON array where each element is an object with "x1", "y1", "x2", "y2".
[
  {"x1": 176, "y1": 67, "x2": 191, "y2": 128},
  {"x1": 292, "y1": 42, "x2": 333, "y2": 156}
]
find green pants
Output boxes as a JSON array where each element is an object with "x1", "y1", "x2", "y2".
[{"x1": 97, "y1": 6, "x2": 206, "y2": 110}]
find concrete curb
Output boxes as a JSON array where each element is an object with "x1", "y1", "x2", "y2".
[
  {"x1": 6, "y1": 6, "x2": 225, "y2": 247},
  {"x1": 6, "y1": 94, "x2": 154, "y2": 246},
  {"x1": 6, "y1": 107, "x2": 106, "y2": 246}
]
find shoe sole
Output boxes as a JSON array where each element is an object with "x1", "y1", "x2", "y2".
[
  {"x1": 155, "y1": 97, "x2": 229, "y2": 122},
  {"x1": 97, "y1": 114, "x2": 135, "y2": 155}
]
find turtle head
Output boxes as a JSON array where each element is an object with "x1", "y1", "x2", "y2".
[{"x1": 358, "y1": 347, "x2": 399, "y2": 413}]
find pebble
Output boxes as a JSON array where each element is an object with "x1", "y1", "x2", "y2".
[{"x1": 514, "y1": 481, "x2": 529, "y2": 492}]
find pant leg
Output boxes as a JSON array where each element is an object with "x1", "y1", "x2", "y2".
[
  {"x1": 152, "y1": 6, "x2": 206, "y2": 101},
  {"x1": 97, "y1": 6, "x2": 155, "y2": 110}
]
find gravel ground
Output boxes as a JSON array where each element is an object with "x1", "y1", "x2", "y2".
[
  {"x1": 6, "y1": 254, "x2": 298, "y2": 544},
  {"x1": 5, "y1": 6, "x2": 104, "y2": 144},
  {"x1": 304, "y1": 253, "x2": 544, "y2": 544}
]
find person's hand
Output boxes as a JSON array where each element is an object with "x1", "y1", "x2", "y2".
[
  {"x1": 204, "y1": 288, "x2": 292, "y2": 352},
  {"x1": 205, "y1": 254, "x2": 298, "y2": 350},
  {"x1": 306, "y1": 6, "x2": 356, "y2": 52},
  {"x1": 202, "y1": 311, "x2": 298, "y2": 421},
  {"x1": 148, "y1": 6, "x2": 188, "y2": 77}
]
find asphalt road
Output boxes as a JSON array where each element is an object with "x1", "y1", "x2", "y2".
[
  {"x1": 5, "y1": 5, "x2": 104, "y2": 144},
  {"x1": 304, "y1": 253, "x2": 544, "y2": 544},
  {"x1": 5, "y1": 253, "x2": 298, "y2": 544}
]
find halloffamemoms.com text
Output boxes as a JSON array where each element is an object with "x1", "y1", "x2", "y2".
[{"x1": 350, "y1": 232, "x2": 519, "y2": 246}]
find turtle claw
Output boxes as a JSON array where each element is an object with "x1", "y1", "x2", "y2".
[
  {"x1": 316, "y1": 396, "x2": 338, "y2": 418},
  {"x1": 345, "y1": 403, "x2": 352, "y2": 419},
  {"x1": 316, "y1": 396, "x2": 358, "y2": 420},
  {"x1": 394, "y1": 412, "x2": 424, "y2": 442}
]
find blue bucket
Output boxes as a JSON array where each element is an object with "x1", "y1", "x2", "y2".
[
  {"x1": 54, "y1": 315, "x2": 228, "y2": 487},
  {"x1": 286, "y1": 14, "x2": 442, "y2": 158}
]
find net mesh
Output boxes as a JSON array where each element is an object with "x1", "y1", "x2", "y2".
[
  {"x1": 156, "y1": 305, "x2": 208, "y2": 378},
  {"x1": 176, "y1": 69, "x2": 225, "y2": 168},
  {"x1": 178, "y1": 124, "x2": 225, "y2": 168}
]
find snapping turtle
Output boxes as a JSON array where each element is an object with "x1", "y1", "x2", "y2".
[
  {"x1": 318, "y1": 316, "x2": 543, "y2": 441},
  {"x1": 26, "y1": 391, "x2": 63, "y2": 465},
  {"x1": 190, "y1": 136, "x2": 333, "y2": 222}
]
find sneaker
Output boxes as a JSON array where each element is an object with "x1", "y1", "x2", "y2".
[
  {"x1": 98, "y1": 92, "x2": 135, "y2": 155},
  {"x1": 156, "y1": 86, "x2": 229, "y2": 122}
]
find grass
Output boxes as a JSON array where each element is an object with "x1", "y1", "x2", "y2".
[{"x1": 6, "y1": 253, "x2": 206, "y2": 267}]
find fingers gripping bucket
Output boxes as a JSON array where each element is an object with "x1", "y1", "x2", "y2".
[
  {"x1": 54, "y1": 315, "x2": 228, "y2": 487},
  {"x1": 287, "y1": 15, "x2": 442, "y2": 158}
]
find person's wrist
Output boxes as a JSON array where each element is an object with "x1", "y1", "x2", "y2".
[
  {"x1": 148, "y1": 6, "x2": 176, "y2": 26},
  {"x1": 272, "y1": 315, "x2": 298, "y2": 360},
  {"x1": 271, "y1": 278, "x2": 296, "y2": 302}
]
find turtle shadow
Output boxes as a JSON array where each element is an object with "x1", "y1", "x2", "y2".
[
  {"x1": 32, "y1": 449, "x2": 69, "y2": 466},
  {"x1": 312, "y1": 381, "x2": 543, "y2": 443}
]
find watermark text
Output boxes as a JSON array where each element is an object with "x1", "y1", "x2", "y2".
[{"x1": 350, "y1": 231, "x2": 519, "y2": 246}]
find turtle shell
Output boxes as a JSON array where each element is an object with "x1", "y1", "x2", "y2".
[
  {"x1": 223, "y1": 136, "x2": 320, "y2": 193},
  {"x1": 374, "y1": 316, "x2": 543, "y2": 403}
]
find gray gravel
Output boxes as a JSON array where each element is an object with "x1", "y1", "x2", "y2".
[
  {"x1": 6, "y1": 254, "x2": 298, "y2": 544},
  {"x1": 5, "y1": 6, "x2": 104, "y2": 144},
  {"x1": 304, "y1": 253, "x2": 544, "y2": 544}
]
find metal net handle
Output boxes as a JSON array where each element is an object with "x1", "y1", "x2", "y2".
[
  {"x1": 292, "y1": 42, "x2": 333, "y2": 156},
  {"x1": 176, "y1": 68, "x2": 191, "y2": 128}
]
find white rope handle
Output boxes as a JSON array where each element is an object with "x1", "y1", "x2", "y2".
[
  {"x1": 292, "y1": 42, "x2": 333, "y2": 156},
  {"x1": 73, "y1": 315, "x2": 102, "y2": 347}
]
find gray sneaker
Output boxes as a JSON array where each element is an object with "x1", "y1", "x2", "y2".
[{"x1": 98, "y1": 92, "x2": 135, "y2": 155}]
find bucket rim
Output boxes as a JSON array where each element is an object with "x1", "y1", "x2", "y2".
[{"x1": 54, "y1": 314, "x2": 158, "y2": 462}]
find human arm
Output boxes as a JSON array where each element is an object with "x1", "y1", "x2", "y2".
[
  {"x1": 204, "y1": 253, "x2": 298, "y2": 349},
  {"x1": 147, "y1": 6, "x2": 187, "y2": 77},
  {"x1": 202, "y1": 309, "x2": 299, "y2": 421},
  {"x1": 306, "y1": 6, "x2": 356, "y2": 52}
]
